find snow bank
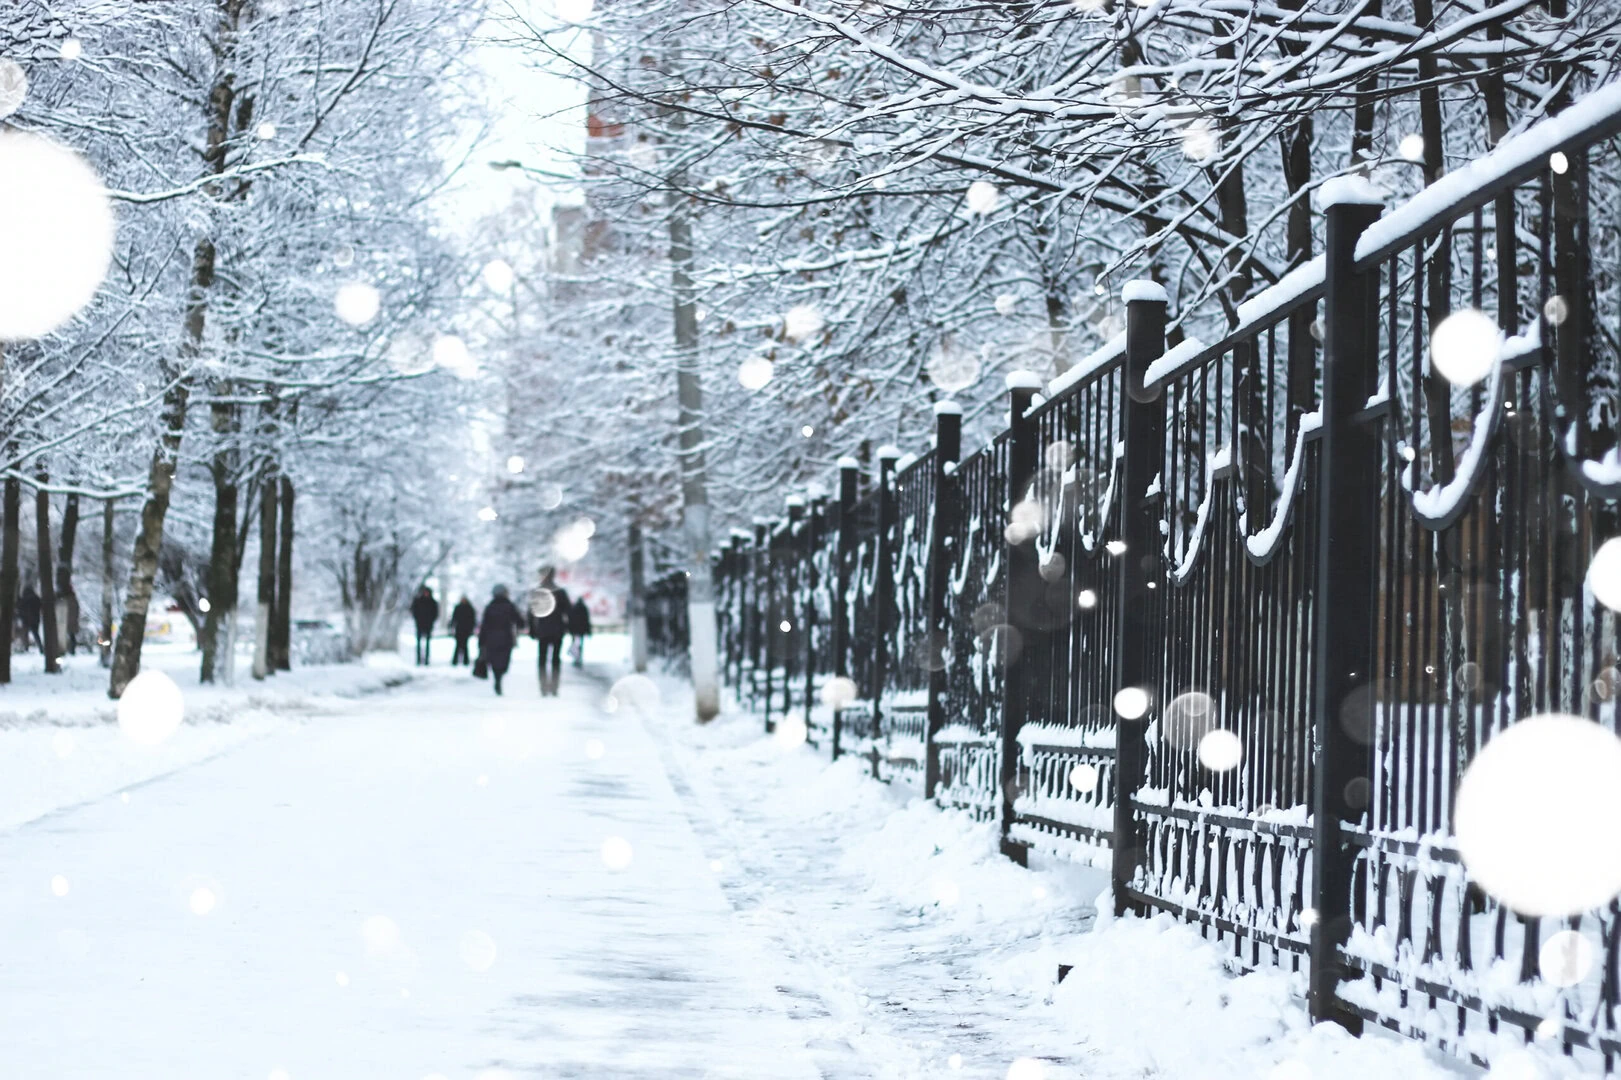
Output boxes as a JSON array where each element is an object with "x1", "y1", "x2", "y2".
[
  {"x1": 1050, "y1": 910, "x2": 1589, "y2": 1078},
  {"x1": 0, "y1": 649, "x2": 411, "y2": 832},
  {"x1": 653, "y1": 667, "x2": 1578, "y2": 1079}
]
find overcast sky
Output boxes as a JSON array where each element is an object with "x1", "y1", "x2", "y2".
[{"x1": 440, "y1": 0, "x2": 590, "y2": 232}]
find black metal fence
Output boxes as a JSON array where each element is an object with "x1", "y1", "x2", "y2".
[{"x1": 646, "y1": 86, "x2": 1621, "y2": 1072}]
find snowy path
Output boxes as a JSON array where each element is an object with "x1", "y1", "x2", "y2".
[
  {"x1": 0, "y1": 646, "x2": 825, "y2": 1080},
  {"x1": 648, "y1": 713, "x2": 1095, "y2": 1079},
  {"x1": 0, "y1": 643, "x2": 1479, "y2": 1080}
]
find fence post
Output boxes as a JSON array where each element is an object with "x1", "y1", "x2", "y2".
[
  {"x1": 871, "y1": 447, "x2": 900, "y2": 744},
  {"x1": 713, "y1": 539, "x2": 730, "y2": 686},
  {"x1": 803, "y1": 492, "x2": 827, "y2": 737},
  {"x1": 782, "y1": 496, "x2": 806, "y2": 723},
  {"x1": 999, "y1": 371, "x2": 1044, "y2": 863},
  {"x1": 731, "y1": 534, "x2": 749, "y2": 687},
  {"x1": 1310, "y1": 182, "x2": 1384, "y2": 1030},
  {"x1": 831, "y1": 458, "x2": 859, "y2": 760},
  {"x1": 628, "y1": 522, "x2": 649, "y2": 673},
  {"x1": 924, "y1": 401, "x2": 963, "y2": 800},
  {"x1": 725, "y1": 534, "x2": 744, "y2": 687},
  {"x1": 1112, "y1": 280, "x2": 1168, "y2": 918},
  {"x1": 751, "y1": 519, "x2": 770, "y2": 718}
]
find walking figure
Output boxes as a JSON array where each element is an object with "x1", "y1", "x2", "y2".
[
  {"x1": 527, "y1": 566, "x2": 570, "y2": 696},
  {"x1": 478, "y1": 584, "x2": 524, "y2": 695},
  {"x1": 18, "y1": 585, "x2": 42, "y2": 652},
  {"x1": 59, "y1": 586, "x2": 79, "y2": 655},
  {"x1": 450, "y1": 594, "x2": 477, "y2": 666},
  {"x1": 410, "y1": 585, "x2": 439, "y2": 666},
  {"x1": 568, "y1": 596, "x2": 592, "y2": 669}
]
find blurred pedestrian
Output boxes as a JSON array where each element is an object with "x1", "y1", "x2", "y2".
[
  {"x1": 18, "y1": 585, "x2": 42, "y2": 652},
  {"x1": 59, "y1": 586, "x2": 80, "y2": 655},
  {"x1": 449, "y1": 594, "x2": 477, "y2": 666},
  {"x1": 409, "y1": 585, "x2": 439, "y2": 666},
  {"x1": 478, "y1": 584, "x2": 524, "y2": 695},
  {"x1": 527, "y1": 565, "x2": 570, "y2": 696},
  {"x1": 568, "y1": 596, "x2": 592, "y2": 669}
]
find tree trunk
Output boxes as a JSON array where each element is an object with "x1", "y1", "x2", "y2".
[
  {"x1": 669, "y1": 182, "x2": 719, "y2": 722},
  {"x1": 35, "y1": 474, "x2": 60, "y2": 674},
  {"x1": 253, "y1": 469, "x2": 277, "y2": 680},
  {"x1": 111, "y1": 0, "x2": 247, "y2": 697},
  {"x1": 56, "y1": 491, "x2": 79, "y2": 654},
  {"x1": 1213, "y1": 23, "x2": 1251, "y2": 320},
  {"x1": 1277, "y1": 0, "x2": 1316, "y2": 441},
  {"x1": 110, "y1": 376, "x2": 192, "y2": 697},
  {"x1": 1412, "y1": 0, "x2": 1457, "y2": 484},
  {"x1": 1350, "y1": 0, "x2": 1384, "y2": 163},
  {"x1": 199, "y1": 428, "x2": 238, "y2": 684},
  {"x1": 99, "y1": 498, "x2": 114, "y2": 669},
  {"x1": 273, "y1": 475, "x2": 293, "y2": 670},
  {"x1": 0, "y1": 470, "x2": 17, "y2": 683}
]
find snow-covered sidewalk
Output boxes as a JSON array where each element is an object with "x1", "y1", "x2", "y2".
[
  {"x1": 2, "y1": 638, "x2": 1550, "y2": 1078},
  {"x1": 648, "y1": 679, "x2": 1493, "y2": 1080}
]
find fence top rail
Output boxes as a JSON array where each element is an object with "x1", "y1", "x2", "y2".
[
  {"x1": 894, "y1": 445, "x2": 937, "y2": 486},
  {"x1": 1126, "y1": 79, "x2": 1621, "y2": 395},
  {"x1": 1142, "y1": 254, "x2": 1327, "y2": 393},
  {"x1": 1353, "y1": 77, "x2": 1621, "y2": 271},
  {"x1": 1032, "y1": 332, "x2": 1126, "y2": 420},
  {"x1": 950, "y1": 436, "x2": 1000, "y2": 481}
]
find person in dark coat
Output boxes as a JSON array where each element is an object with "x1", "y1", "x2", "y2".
[
  {"x1": 527, "y1": 566, "x2": 571, "y2": 696},
  {"x1": 449, "y1": 595, "x2": 477, "y2": 666},
  {"x1": 59, "y1": 586, "x2": 80, "y2": 655},
  {"x1": 478, "y1": 584, "x2": 524, "y2": 695},
  {"x1": 409, "y1": 586, "x2": 439, "y2": 666},
  {"x1": 17, "y1": 585, "x2": 42, "y2": 652},
  {"x1": 567, "y1": 596, "x2": 592, "y2": 669}
]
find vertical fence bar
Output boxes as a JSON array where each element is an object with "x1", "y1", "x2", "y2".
[
  {"x1": 871, "y1": 448, "x2": 900, "y2": 744},
  {"x1": 831, "y1": 458, "x2": 859, "y2": 760},
  {"x1": 1113, "y1": 280, "x2": 1168, "y2": 918},
  {"x1": 1311, "y1": 185, "x2": 1385, "y2": 1029},
  {"x1": 999, "y1": 372, "x2": 1044, "y2": 862},
  {"x1": 924, "y1": 402, "x2": 964, "y2": 799}
]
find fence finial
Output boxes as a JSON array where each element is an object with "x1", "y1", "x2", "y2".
[{"x1": 1121, "y1": 279, "x2": 1168, "y2": 304}]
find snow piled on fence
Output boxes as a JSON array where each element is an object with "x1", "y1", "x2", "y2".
[
  {"x1": 0, "y1": 648, "x2": 411, "y2": 831},
  {"x1": 655, "y1": 672, "x2": 1591, "y2": 1079}
]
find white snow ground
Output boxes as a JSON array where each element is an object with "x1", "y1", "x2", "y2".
[{"x1": 0, "y1": 636, "x2": 1574, "y2": 1079}]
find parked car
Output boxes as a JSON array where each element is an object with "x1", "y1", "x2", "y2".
[
  {"x1": 145, "y1": 600, "x2": 197, "y2": 648},
  {"x1": 292, "y1": 618, "x2": 350, "y2": 665}
]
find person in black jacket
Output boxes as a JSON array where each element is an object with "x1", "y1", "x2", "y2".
[
  {"x1": 567, "y1": 596, "x2": 592, "y2": 668},
  {"x1": 478, "y1": 585, "x2": 524, "y2": 695},
  {"x1": 409, "y1": 586, "x2": 439, "y2": 666},
  {"x1": 17, "y1": 585, "x2": 42, "y2": 652},
  {"x1": 527, "y1": 566, "x2": 571, "y2": 696},
  {"x1": 449, "y1": 595, "x2": 477, "y2": 666}
]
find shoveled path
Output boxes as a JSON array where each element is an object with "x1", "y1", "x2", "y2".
[{"x1": 0, "y1": 641, "x2": 824, "y2": 1079}]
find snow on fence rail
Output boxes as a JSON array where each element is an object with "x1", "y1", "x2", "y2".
[{"x1": 650, "y1": 86, "x2": 1621, "y2": 1076}]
